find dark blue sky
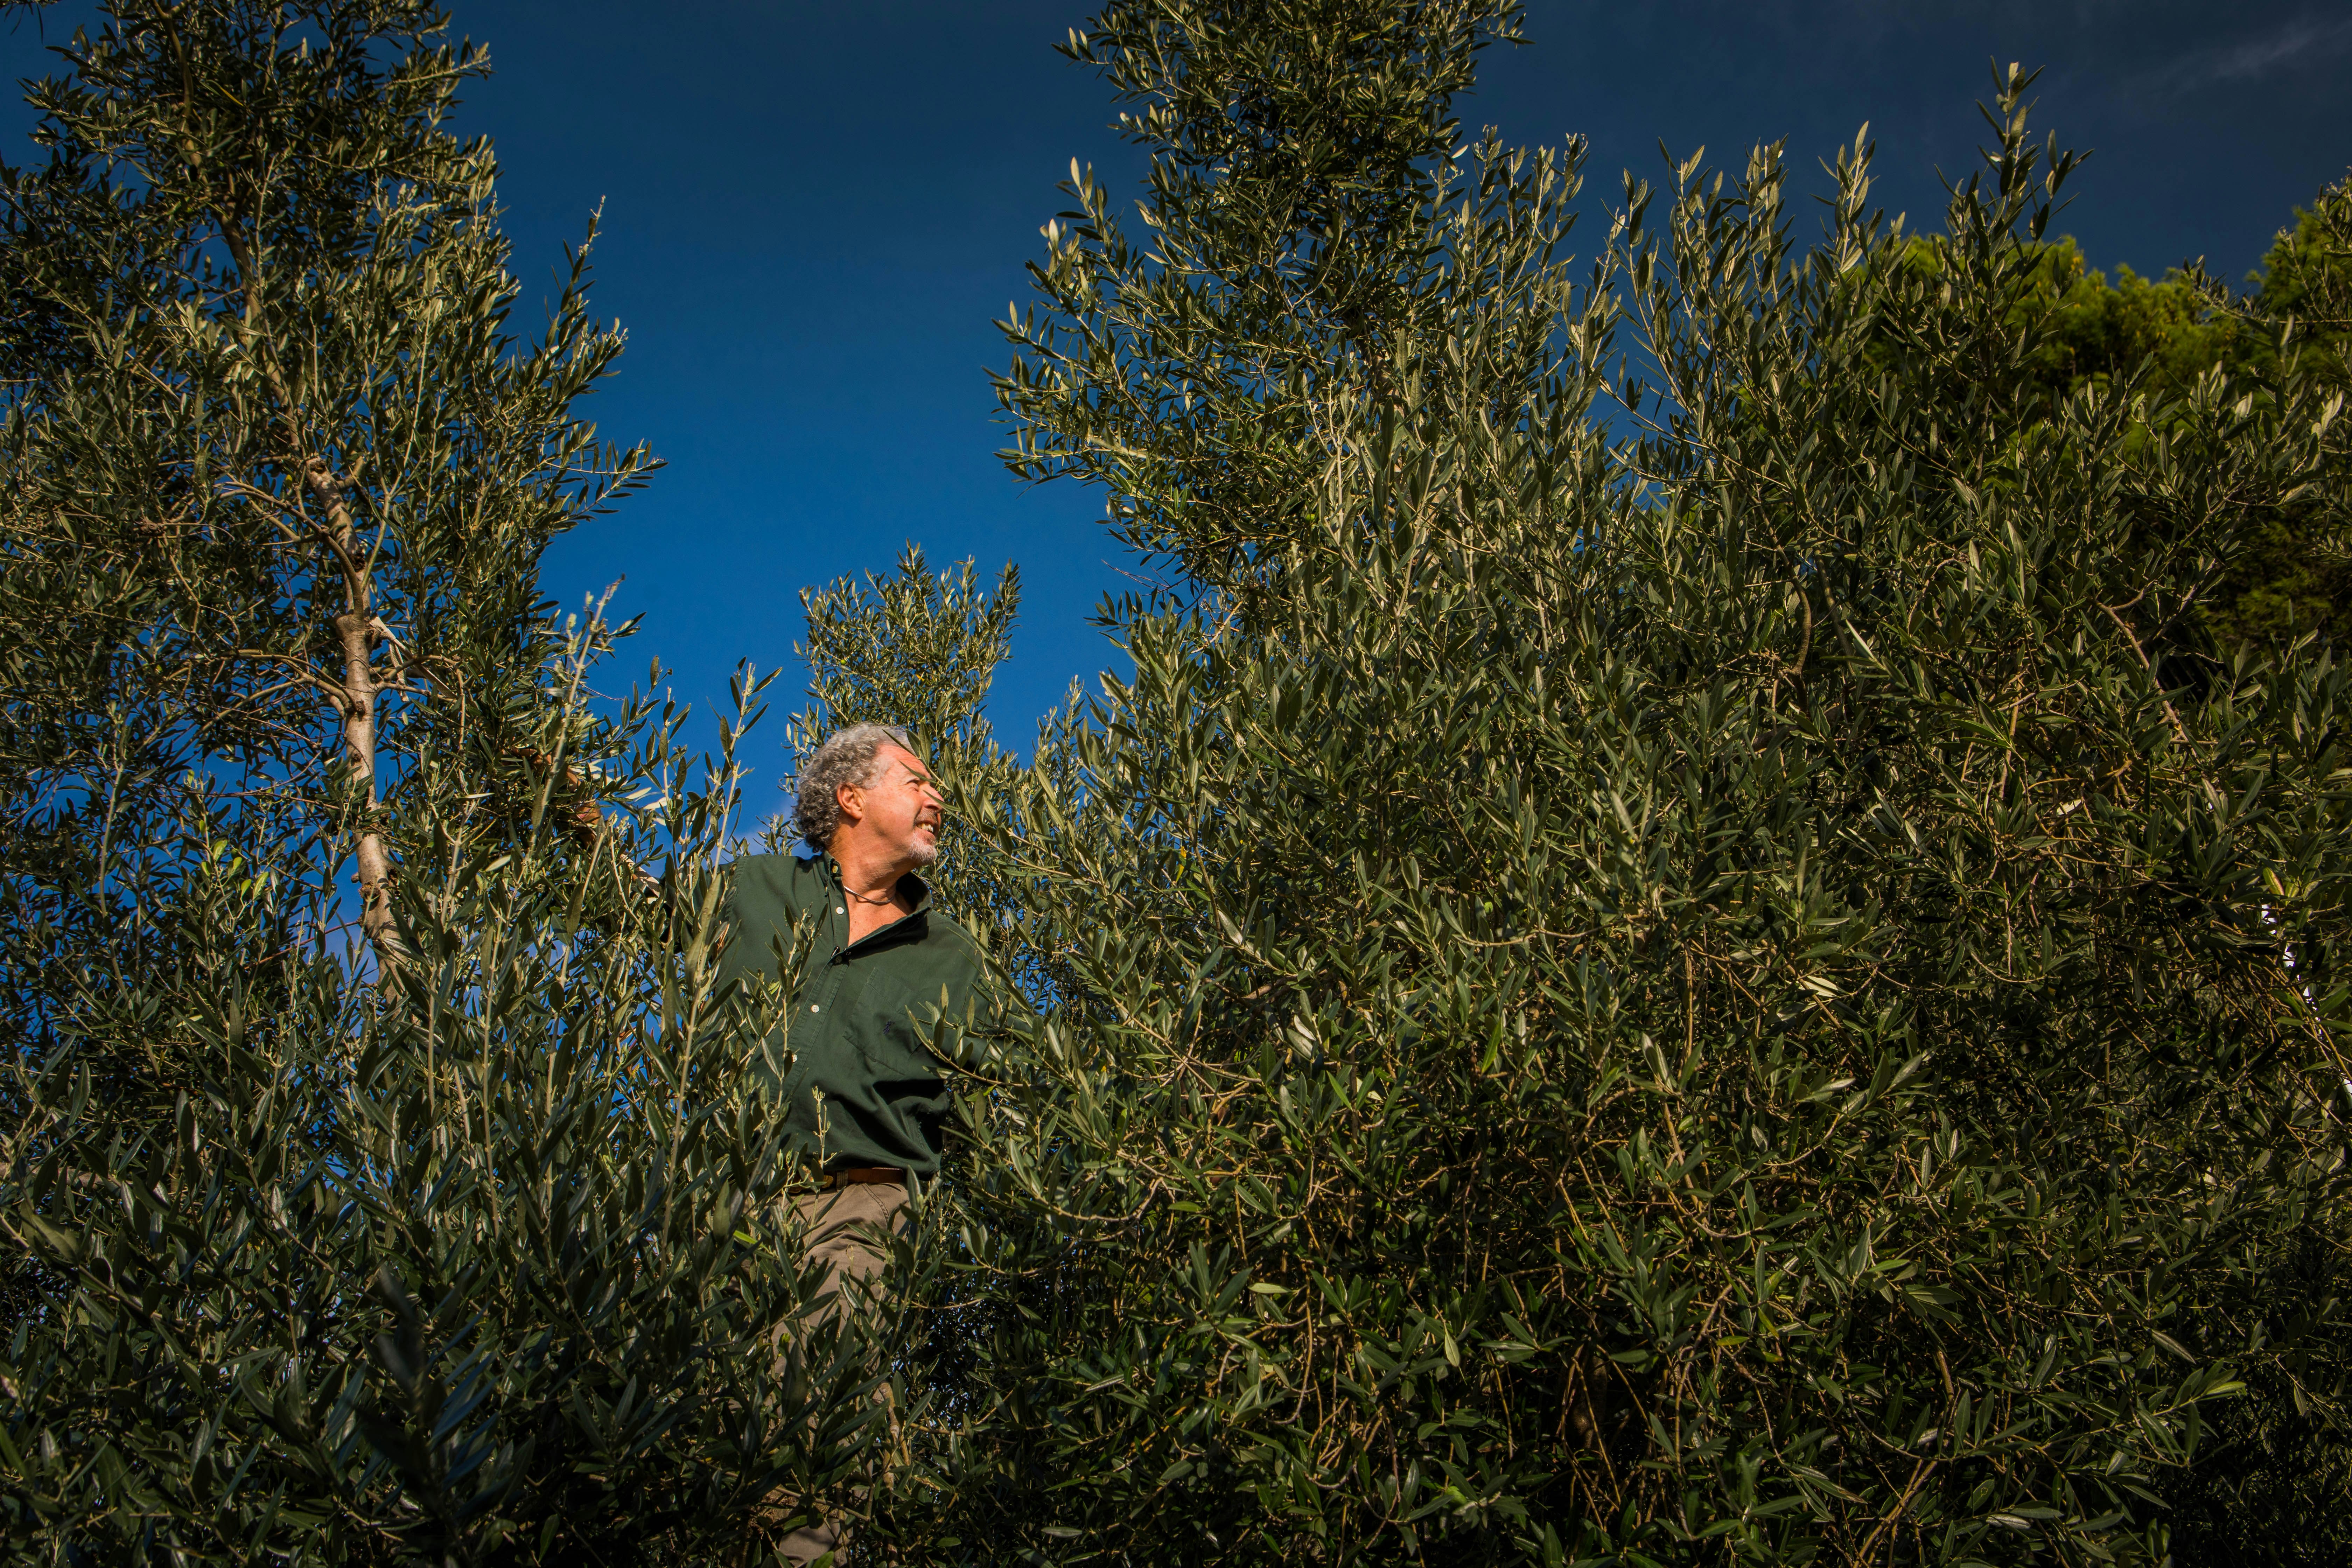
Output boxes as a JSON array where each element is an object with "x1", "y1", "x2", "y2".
[{"x1": 9, "y1": 2, "x2": 2351, "y2": 785}]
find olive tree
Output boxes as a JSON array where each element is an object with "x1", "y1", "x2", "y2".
[
  {"x1": 875, "y1": 6, "x2": 2352, "y2": 1564},
  {"x1": 0, "y1": 4, "x2": 907, "y2": 1561}
]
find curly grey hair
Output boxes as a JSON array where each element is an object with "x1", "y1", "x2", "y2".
[{"x1": 793, "y1": 723, "x2": 916, "y2": 851}]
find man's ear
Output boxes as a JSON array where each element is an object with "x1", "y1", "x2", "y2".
[{"x1": 835, "y1": 780, "x2": 864, "y2": 828}]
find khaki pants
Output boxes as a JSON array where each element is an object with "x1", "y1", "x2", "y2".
[{"x1": 774, "y1": 1180, "x2": 910, "y2": 1567}]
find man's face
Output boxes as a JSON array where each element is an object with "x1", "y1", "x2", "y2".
[{"x1": 840, "y1": 743, "x2": 944, "y2": 867}]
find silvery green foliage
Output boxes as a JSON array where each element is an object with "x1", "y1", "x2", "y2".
[
  {"x1": 770, "y1": 544, "x2": 1021, "y2": 926},
  {"x1": 883, "y1": 5, "x2": 2351, "y2": 1563},
  {"x1": 789, "y1": 545, "x2": 1021, "y2": 767},
  {"x1": 0, "y1": 0, "x2": 656, "y2": 1000},
  {"x1": 0, "y1": 604, "x2": 945, "y2": 1563},
  {"x1": 0, "y1": 4, "x2": 927, "y2": 1560},
  {"x1": 5, "y1": 647, "x2": 936, "y2": 1563}
]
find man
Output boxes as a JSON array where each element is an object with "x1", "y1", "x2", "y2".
[{"x1": 714, "y1": 722, "x2": 983, "y2": 1565}]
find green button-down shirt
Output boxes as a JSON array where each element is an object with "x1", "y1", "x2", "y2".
[{"x1": 714, "y1": 852, "x2": 981, "y2": 1176}]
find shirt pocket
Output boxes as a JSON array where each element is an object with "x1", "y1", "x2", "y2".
[{"x1": 857, "y1": 973, "x2": 954, "y2": 1086}]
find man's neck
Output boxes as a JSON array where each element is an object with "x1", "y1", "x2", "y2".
[{"x1": 830, "y1": 839, "x2": 918, "y2": 944}]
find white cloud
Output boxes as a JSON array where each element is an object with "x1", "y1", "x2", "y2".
[{"x1": 2129, "y1": 13, "x2": 2352, "y2": 97}]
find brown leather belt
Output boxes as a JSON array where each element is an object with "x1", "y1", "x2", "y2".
[{"x1": 821, "y1": 1166, "x2": 905, "y2": 1189}]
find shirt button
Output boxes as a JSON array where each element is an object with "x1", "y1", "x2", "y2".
[
  {"x1": 809, "y1": 1004, "x2": 821, "y2": 1013},
  {"x1": 835, "y1": 905, "x2": 845, "y2": 914}
]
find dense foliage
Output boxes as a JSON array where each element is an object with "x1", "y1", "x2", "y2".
[
  {"x1": 5, "y1": 1, "x2": 2350, "y2": 1565},
  {"x1": 890, "y1": 3, "x2": 2352, "y2": 1563},
  {"x1": 1898, "y1": 189, "x2": 2352, "y2": 653},
  {"x1": 0, "y1": 4, "x2": 908, "y2": 1561}
]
